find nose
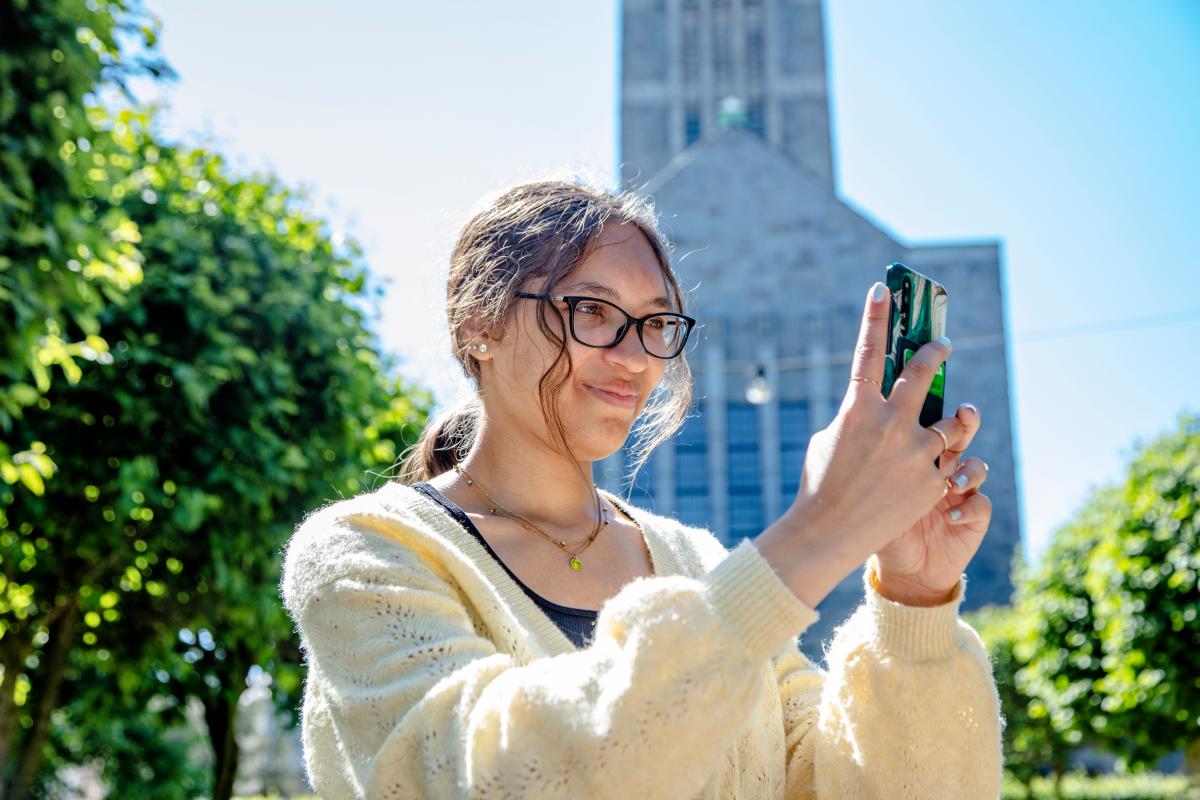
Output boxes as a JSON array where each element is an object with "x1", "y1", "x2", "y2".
[{"x1": 606, "y1": 322, "x2": 651, "y2": 371}]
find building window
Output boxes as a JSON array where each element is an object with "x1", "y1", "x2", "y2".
[
  {"x1": 746, "y1": 25, "x2": 765, "y2": 83},
  {"x1": 747, "y1": 99, "x2": 766, "y2": 137},
  {"x1": 713, "y1": 15, "x2": 732, "y2": 83},
  {"x1": 685, "y1": 106, "x2": 702, "y2": 145},
  {"x1": 682, "y1": 20, "x2": 700, "y2": 84},
  {"x1": 780, "y1": 400, "x2": 810, "y2": 501},
  {"x1": 727, "y1": 402, "x2": 762, "y2": 543},
  {"x1": 622, "y1": 3, "x2": 669, "y2": 81},
  {"x1": 675, "y1": 402, "x2": 709, "y2": 529}
]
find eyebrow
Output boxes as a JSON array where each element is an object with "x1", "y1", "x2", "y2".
[{"x1": 564, "y1": 281, "x2": 675, "y2": 313}]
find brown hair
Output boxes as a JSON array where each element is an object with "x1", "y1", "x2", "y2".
[{"x1": 394, "y1": 177, "x2": 694, "y2": 499}]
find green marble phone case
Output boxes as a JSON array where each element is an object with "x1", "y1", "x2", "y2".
[{"x1": 881, "y1": 262, "x2": 948, "y2": 429}]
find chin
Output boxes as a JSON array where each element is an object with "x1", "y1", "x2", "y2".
[
  {"x1": 567, "y1": 383, "x2": 644, "y2": 455},
  {"x1": 570, "y1": 413, "x2": 637, "y2": 462}
]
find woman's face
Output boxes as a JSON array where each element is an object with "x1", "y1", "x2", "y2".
[{"x1": 474, "y1": 221, "x2": 674, "y2": 463}]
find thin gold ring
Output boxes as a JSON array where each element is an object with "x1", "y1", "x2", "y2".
[
  {"x1": 928, "y1": 424, "x2": 949, "y2": 455},
  {"x1": 851, "y1": 376, "x2": 882, "y2": 388}
]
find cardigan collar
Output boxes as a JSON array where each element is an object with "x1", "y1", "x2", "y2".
[{"x1": 378, "y1": 481, "x2": 680, "y2": 658}]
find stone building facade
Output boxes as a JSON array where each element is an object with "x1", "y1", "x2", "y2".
[{"x1": 600, "y1": 0, "x2": 1023, "y2": 662}]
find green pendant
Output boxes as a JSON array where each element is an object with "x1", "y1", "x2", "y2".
[{"x1": 569, "y1": 557, "x2": 583, "y2": 571}]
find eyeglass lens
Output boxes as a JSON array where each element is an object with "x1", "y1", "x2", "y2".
[{"x1": 570, "y1": 298, "x2": 688, "y2": 357}]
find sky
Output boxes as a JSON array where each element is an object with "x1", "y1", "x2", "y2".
[{"x1": 131, "y1": 0, "x2": 1199, "y2": 565}]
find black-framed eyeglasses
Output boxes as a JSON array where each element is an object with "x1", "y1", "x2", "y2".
[{"x1": 515, "y1": 291, "x2": 696, "y2": 360}]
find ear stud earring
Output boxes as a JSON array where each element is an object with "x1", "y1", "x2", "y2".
[{"x1": 472, "y1": 343, "x2": 488, "y2": 352}]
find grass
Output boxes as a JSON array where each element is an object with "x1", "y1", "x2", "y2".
[
  {"x1": 234, "y1": 773, "x2": 1196, "y2": 800},
  {"x1": 1001, "y1": 771, "x2": 1195, "y2": 800}
]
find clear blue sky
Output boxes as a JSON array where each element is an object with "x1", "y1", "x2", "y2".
[{"x1": 136, "y1": 0, "x2": 1199, "y2": 564}]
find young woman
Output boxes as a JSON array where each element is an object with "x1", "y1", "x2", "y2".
[{"x1": 282, "y1": 179, "x2": 1003, "y2": 798}]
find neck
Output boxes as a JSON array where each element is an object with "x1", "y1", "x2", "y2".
[{"x1": 455, "y1": 417, "x2": 603, "y2": 531}]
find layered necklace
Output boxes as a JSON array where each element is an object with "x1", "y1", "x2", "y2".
[{"x1": 453, "y1": 462, "x2": 613, "y2": 573}]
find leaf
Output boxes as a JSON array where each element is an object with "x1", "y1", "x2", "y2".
[
  {"x1": 9, "y1": 383, "x2": 41, "y2": 407},
  {"x1": 18, "y1": 462, "x2": 45, "y2": 495}
]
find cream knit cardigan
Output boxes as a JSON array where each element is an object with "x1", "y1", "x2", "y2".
[{"x1": 280, "y1": 480, "x2": 1004, "y2": 799}]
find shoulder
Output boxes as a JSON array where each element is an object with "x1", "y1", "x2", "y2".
[
  {"x1": 667, "y1": 519, "x2": 734, "y2": 575},
  {"x1": 602, "y1": 491, "x2": 732, "y2": 577},
  {"x1": 279, "y1": 481, "x2": 444, "y2": 616}
]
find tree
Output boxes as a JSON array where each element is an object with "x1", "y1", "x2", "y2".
[
  {"x1": 42, "y1": 641, "x2": 211, "y2": 800},
  {"x1": 1081, "y1": 413, "x2": 1200, "y2": 781},
  {"x1": 966, "y1": 602, "x2": 1074, "y2": 798},
  {"x1": 1, "y1": 108, "x2": 432, "y2": 798},
  {"x1": 1011, "y1": 500, "x2": 1109, "y2": 790},
  {"x1": 0, "y1": 0, "x2": 170, "y2": 496},
  {"x1": 1016, "y1": 412, "x2": 1200, "y2": 789}
]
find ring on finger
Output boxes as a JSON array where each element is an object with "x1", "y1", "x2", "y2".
[
  {"x1": 928, "y1": 424, "x2": 949, "y2": 455},
  {"x1": 851, "y1": 376, "x2": 882, "y2": 388}
]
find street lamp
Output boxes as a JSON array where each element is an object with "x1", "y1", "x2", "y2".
[{"x1": 745, "y1": 364, "x2": 771, "y2": 405}]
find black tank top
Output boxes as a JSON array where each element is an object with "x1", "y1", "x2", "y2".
[{"x1": 411, "y1": 482, "x2": 600, "y2": 648}]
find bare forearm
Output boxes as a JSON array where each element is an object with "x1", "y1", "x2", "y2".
[{"x1": 752, "y1": 506, "x2": 864, "y2": 609}]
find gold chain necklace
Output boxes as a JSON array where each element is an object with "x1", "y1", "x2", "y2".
[{"x1": 453, "y1": 462, "x2": 610, "y2": 572}]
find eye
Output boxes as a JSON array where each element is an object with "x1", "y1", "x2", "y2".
[
  {"x1": 576, "y1": 302, "x2": 603, "y2": 316},
  {"x1": 646, "y1": 317, "x2": 667, "y2": 330}
]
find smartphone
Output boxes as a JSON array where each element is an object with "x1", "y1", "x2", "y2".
[{"x1": 880, "y1": 262, "x2": 949, "y2": 434}]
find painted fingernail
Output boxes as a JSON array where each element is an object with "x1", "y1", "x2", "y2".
[
  {"x1": 961, "y1": 403, "x2": 978, "y2": 416},
  {"x1": 871, "y1": 282, "x2": 887, "y2": 302},
  {"x1": 949, "y1": 509, "x2": 963, "y2": 521},
  {"x1": 954, "y1": 473, "x2": 969, "y2": 488},
  {"x1": 937, "y1": 335, "x2": 952, "y2": 349}
]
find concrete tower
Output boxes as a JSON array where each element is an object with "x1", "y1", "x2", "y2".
[
  {"x1": 620, "y1": 0, "x2": 835, "y2": 185},
  {"x1": 609, "y1": 0, "x2": 1024, "y2": 663}
]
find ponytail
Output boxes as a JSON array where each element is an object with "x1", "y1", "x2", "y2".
[{"x1": 396, "y1": 396, "x2": 482, "y2": 485}]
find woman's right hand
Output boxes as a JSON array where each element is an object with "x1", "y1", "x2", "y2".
[{"x1": 753, "y1": 281, "x2": 970, "y2": 609}]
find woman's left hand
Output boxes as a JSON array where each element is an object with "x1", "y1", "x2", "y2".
[{"x1": 872, "y1": 403, "x2": 993, "y2": 606}]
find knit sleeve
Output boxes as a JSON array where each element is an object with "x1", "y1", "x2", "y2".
[
  {"x1": 771, "y1": 559, "x2": 1005, "y2": 799},
  {"x1": 280, "y1": 507, "x2": 820, "y2": 799}
]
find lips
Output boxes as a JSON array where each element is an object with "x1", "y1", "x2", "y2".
[
  {"x1": 586, "y1": 383, "x2": 637, "y2": 400},
  {"x1": 584, "y1": 383, "x2": 638, "y2": 409}
]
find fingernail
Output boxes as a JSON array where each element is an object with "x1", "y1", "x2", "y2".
[
  {"x1": 949, "y1": 509, "x2": 963, "y2": 521},
  {"x1": 937, "y1": 335, "x2": 952, "y2": 349},
  {"x1": 871, "y1": 283, "x2": 887, "y2": 302},
  {"x1": 954, "y1": 472, "x2": 969, "y2": 488},
  {"x1": 961, "y1": 403, "x2": 978, "y2": 416}
]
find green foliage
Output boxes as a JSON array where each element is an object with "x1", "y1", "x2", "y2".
[
  {"x1": 967, "y1": 602, "x2": 1074, "y2": 788},
  {"x1": 1082, "y1": 413, "x2": 1200, "y2": 768},
  {"x1": 0, "y1": 0, "x2": 171, "y2": 492},
  {"x1": 1015, "y1": 412, "x2": 1200, "y2": 774},
  {"x1": 1, "y1": 2, "x2": 434, "y2": 795},
  {"x1": 1, "y1": 107, "x2": 433, "y2": 796},
  {"x1": 1000, "y1": 771, "x2": 1193, "y2": 800},
  {"x1": 1012, "y1": 500, "x2": 1108, "y2": 755},
  {"x1": 41, "y1": 647, "x2": 210, "y2": 800}
]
